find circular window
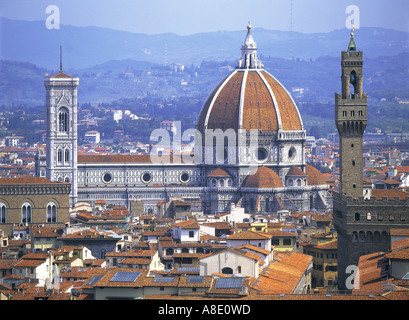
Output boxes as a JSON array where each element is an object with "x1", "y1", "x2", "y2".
[
  {"x1": 256, "y1": 147, "x2": 268, "y2": 162},
  {"x1": 180, "y1": 172, "x2": 190, "y2": 183},
  {"x1": 141, "y1": 172, "x2": 152, "y2": 183},
  {"x1": 102, "y1": 173, "x2": 112, "y2": 184},
  {"x1": 288, "y1": 147, "x2": 296, "y2": 162}
]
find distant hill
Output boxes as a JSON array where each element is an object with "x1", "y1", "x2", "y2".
[{"x1": 1, "y1": 17, "x2": 408, "y2": 70}]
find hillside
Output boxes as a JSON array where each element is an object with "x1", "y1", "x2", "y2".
[{"x1": 1, "y1": 17, "x2": 408, "y2": 69}]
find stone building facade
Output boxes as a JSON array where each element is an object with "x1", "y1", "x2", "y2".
[{"x1": 0, "y1": 176, "x2": 71, "y2": 237}]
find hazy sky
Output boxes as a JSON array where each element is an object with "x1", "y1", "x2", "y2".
[{"x1": 0, "y1": 0, "x2": 408, "y2": 35}]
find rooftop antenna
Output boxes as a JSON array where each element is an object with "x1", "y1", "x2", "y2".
[{"x1": 59, "y1": 45, "x2": 63, "y2": 73}]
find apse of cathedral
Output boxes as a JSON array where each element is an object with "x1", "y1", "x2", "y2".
[{"x1": 36, "y1": 24, "x2": 331, "y2": 215}]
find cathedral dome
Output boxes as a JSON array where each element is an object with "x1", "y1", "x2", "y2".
[
  {"x1": 242, "y1": 166, "x2": 284, "y2": 189},
  {"x1": 305, "y1": 165, "x2": 327, "y2": 186},
  {"x1": 197, "y1": 25, "x2": 303, "y2": 133}
]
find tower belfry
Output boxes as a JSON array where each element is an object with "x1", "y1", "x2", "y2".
[
  {"x1": 44, "y1": 50, "x2": 79, "y2": 206},
  {"x1": 335, "y1": 27, "x2": 367, "y2": 198}
]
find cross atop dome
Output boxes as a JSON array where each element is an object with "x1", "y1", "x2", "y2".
[{"x1": 238, "y1": 22, "x2": 263, "y2": 69}]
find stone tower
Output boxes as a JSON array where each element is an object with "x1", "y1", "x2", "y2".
[
  {"x1": 335, "y1": 27, "x2": 367, "y2": 198},
  {"x1": 333, "y1": 29, "x2": 409, "y2": 291},
  {"x1": 44, "y1": 48, "x2": 79, "y2": 206}
]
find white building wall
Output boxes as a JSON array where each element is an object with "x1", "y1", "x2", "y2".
[
  {"x1": 227, "y1": 238, "x2": 271, "y2": 252},
  {"x1": 199, "y1": 251, "x2": 258, "y2": 278},
  {"x1": 180, "y1": 228, "x2": 199, "y2": 242}
]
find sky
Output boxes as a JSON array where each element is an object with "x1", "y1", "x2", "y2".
[{"x1": 0, "y1": 0, "x2": 408, "y2": 35}]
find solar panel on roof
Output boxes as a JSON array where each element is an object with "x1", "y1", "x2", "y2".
[
  {"x1": 187, "y1": 276, "x2": 205, "y2": 283},
  {"x1": 214, "y1": 277, "x2": 244, "y2": 289},
  {"x1": 109, "y1": 271, "x2": 141, "y2": 282},
  {"x1": 87, "y1": 275, "x2": 103, "y2": 286},
  {"x1": 153, "y1": 277, "x2": 175, "y2": 283},
  {"x1": 178, "y1": 267, "x2": 200, "y2": 272}
]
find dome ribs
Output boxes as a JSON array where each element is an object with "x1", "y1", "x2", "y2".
[
  {"x1": 261, "y1": 71, "x2": 302, "y2": 131},
  {"x1": 207, "y1": 71, "x2": 243, "y2": 131},
  {"x1": 242, "y1": 71, "x2": 278, "y2": 131}
]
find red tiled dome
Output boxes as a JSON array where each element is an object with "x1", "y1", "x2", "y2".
[
  {"x1": 242, "y1": 166, "x2": 284, "y2": 189},
  {"x1": 287, "y1": 166, "x2": 306, "y2": 176},
  {"x1": 305, "y1": 165, "x2": 327, "y2": 186},
  {"x1": 197, "y1": 69, "x2": 303, "y2": 133}
]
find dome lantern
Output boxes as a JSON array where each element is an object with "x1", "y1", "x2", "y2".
[{"x1": 238, "y1": 22, "x2": 263, "y2": 69}]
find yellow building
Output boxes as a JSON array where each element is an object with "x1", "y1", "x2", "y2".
[
  {"x1": 268, "y1": 230, "x2": 297, "y2": 252},
  {"x1": 30, "y1": 225, "x2": 64, "y2": 252},
  {"x1": 236, "y1": 222, "x2": 267, "y2": 233},
  {"x1": 236, "y1": 221, "x2": 284, "y2": 233},
  {"x1": 301, "y1": 239, "x2": 338, "y2": 289}
]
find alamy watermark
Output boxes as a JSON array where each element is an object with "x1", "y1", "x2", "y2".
[
  {"x1": 45, "y1": 5, "x2": 60, "y2": 29},
  {"x1": 345, "y1": 265, "x2": 360, "y2": 290},
  {"x1": 345, "y1": 5, "x2": 360, "y2": 30},
  {"x1": 149, "y1": 121, "x2": 263, "y2": 172}
]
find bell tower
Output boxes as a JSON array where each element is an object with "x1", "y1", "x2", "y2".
[
  {"x1": 335, "y1": 26, "x2": 367, "y2": 198},
  {"x1": 44, "y1": 47, "x2": 79, "y2": 206}
]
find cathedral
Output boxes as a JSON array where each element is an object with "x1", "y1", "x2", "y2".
[{"x1": 36, "y1": 24, "x2": 331, "y2": 216}]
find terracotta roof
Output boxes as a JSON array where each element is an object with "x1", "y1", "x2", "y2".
[
  {"x1": 354, "y1": 252, "x2": 388, "y2": 294},
  {"x1": 305, "y1": 165, "x2": 327, "y2": 186},
  {"x1": 49, "y1": 71, "x2": 74, "y2": 78},
  {"x1": 237, "y1": 244, "x2": 271, "y2": 256},
  {"x1": 197, "y1": 67, "x2": 302, "y2": 133},
  {"x1": 242, "y1": 166, "x2": 284, "y2": 188},
  {"x1": 252, "y1": 252, "x2": 312, "y2": 294},
  {"x1": 31, "y1": 226, "x2": 64, "y2": 238},
  {"x1": 385, "y1": 247, "x2": 409, "y2": 260},
  {"x1": 0, "y1": 176, "x2": 66, "y2": 185},
  {"x1": 391, "y1": 238, "x2": 409, "y2": 251},
  {"x1": 314, "y1": 240, "x2": 337, "y2": 250},
  {"x1": 371, "y1": 189, "x2": 409, "y2": 200},
  {"x1": 286, "y1": 166, "x2": 306, "y2": 176},
  {"x1": 227, "y1": 230, "x2": 272, "y2": 240},
  {"x1": 390, "y1": 228, "x2": 409, "y2": 237},
  {"x1": 173, "y1": 219, "x2": 200, "y2": 229},
  {"x1": 208, "y1": 168, "x2": 231, "y2": 177}
]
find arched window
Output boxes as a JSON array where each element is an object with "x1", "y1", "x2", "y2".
[
  {"x1": 265, "y1": 198, "x2": 270, "y2": 213},
  {"x1": 47, "y1": 202, "x2": 57, "y2": 223},
  {"x1": 65, "y1": 149, "x2": 70, "y2": 164},
  {"x1": 350, "y1": 70, "x2": 357, "y2": 96},
  {"x1": 366, "y1": 212, "x2": 372, "y2": 220},
  {"x1": 354, "y1": 213, "x2": 360, "y2": 221},
  {"x1": 58, "y1": 108, "x2": 69, "y2": 133},
  {"x1": 0, "y1": 202, "x2": 6, "y2": 223},
  {"x1": 359, "y1": 231, "x2": 366, "y2": 242},
  {"x1": 222, "y1": 267, "x2": 233, "y2": 274},
  {"x1": 57, "y1": 149, "x2": 63, "y2": 164},
  {"x1": 22, "y1": 202, "x2": 32, "y2": 224}
]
